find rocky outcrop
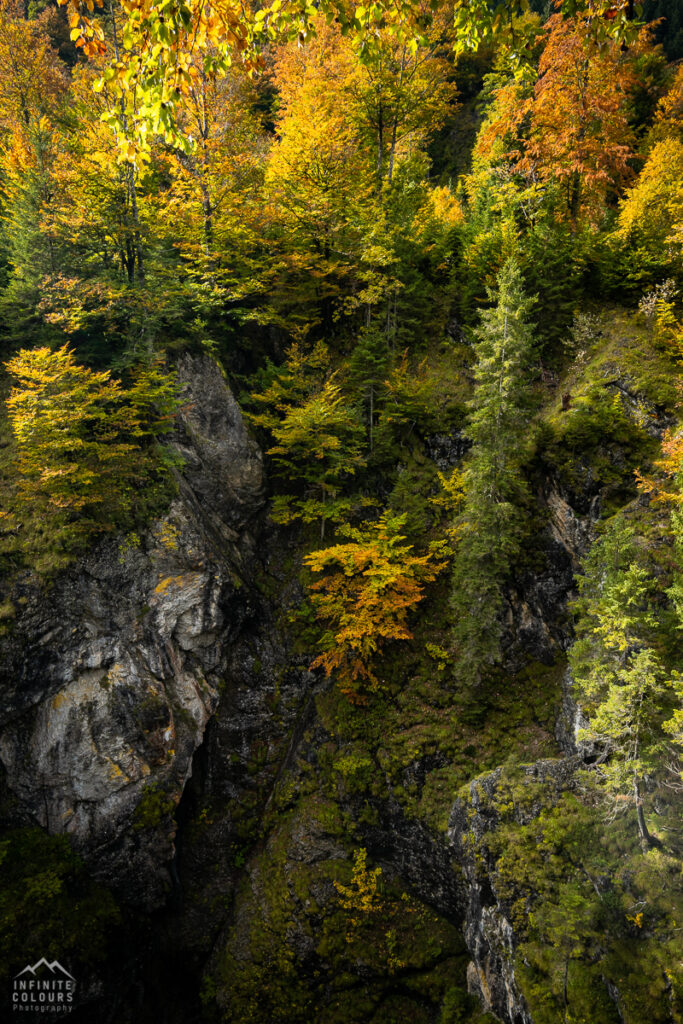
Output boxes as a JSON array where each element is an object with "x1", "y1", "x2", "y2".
[
  {"x1": 448, "y1": 759, "x2": 580, "y2": 1024},
  {"x1": 554, "y1": 665, "x2": 596, "y2": 759},
  {"x1": 0, "y1": 354, "x2": 265, "y2": 907},
  {"x1": 502, "y1": 482, "x2": 598, "y2": 669}
]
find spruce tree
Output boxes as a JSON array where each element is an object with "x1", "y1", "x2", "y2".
[
  {"x1": 348, "y1": 324, "x2": 390, "y2": 450},
  {"x1": 569, "y1": 516, "x2": 676, "y2": 847},
  {"x1": 451, "y1": 258, "x2": 536, "y2": 681}
]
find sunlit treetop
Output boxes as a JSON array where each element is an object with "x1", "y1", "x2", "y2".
[{"x1": 58, "y1": 0, "x2": 645, "y2": 160}]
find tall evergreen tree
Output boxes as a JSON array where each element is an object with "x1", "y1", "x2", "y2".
[
  {"x1": 451, "y1": 259, "x2": 536, "y2": 681},
  {"x1": 569, "y1": 516, "x2": 678, "y2": 847},
  {"x1": 348, "y1": 324, "x2": 390, "y2": 451}
]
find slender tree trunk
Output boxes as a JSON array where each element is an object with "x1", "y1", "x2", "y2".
[
  {"x1": 634, "y1": 774, "x2": 653, "y2": 847},
  {"x1": 569, "y1": 171, "x2": 581, "y2": 229},
  {"x1": 377, "y1": 100, "x2": 384, "y2": 188},
  {"x1": 128, "y1": 164, "x2": 145, "y2": 282},
  {"x1": 110, "y1": 0, "x2": 144, "y2": 284},
  {"x1": 387, "y1": 46, "x2": 407, "y2": 186},
  {"x1": 369, "y1": 385, "x2": 374, "y2": 451},
  {"x1": 199, "y1": 70, "x2": 213, "y2": 256},
  {"x1": 569, "y1": 58, "x2": 589, "y2": 231}
]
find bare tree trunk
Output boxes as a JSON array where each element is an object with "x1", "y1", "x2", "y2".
[
  {"x1": 110, "y1": 0, "x2": 144, "y2": 284},
  {"x1": 128, "y1": 164, "x2": 145, "y2": 282},
  {"x1": 634, "y1": 774, "x2": 653, "y2": 847},
  {"x1": 369, "y1": 385, "x2": 373, "y2": 451},
  {"x1": 569, "y1": 58, "x2": 589, "y2": 231},
  {"x1": 387, "y1": 46, "x2": 407, "y2": 186},
  {"x1": 377, "y1": 100, "x2": 384, "y2": 187},
  {"x1": 199, "y1": 70, "x2": 213, "y2": 256}
]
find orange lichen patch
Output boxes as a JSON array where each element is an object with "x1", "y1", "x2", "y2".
[{"x1": 154, "y1": 574, "x2": 187, "y2": 595}]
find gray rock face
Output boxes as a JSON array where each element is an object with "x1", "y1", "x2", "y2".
[
  {"x1": 555, "y1": 665, "x2": 597, "y2": 759},
  {"x1": 0, "y1": 354, "x2": 623, "y2": 1022},
  {"x1": 0, "y1": 355, "x2": 264, "y2": 907},
  {"x1": 501, "y1": 482, "x2": 598, "y2": 669},
  {"x1": 448, "y1": 759, "x2": 580, "y2": 1024}
]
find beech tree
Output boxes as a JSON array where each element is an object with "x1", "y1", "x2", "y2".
[
  {"x1": 43, "y1": 60, "x2": 154, "y2": 288},
  {"x1": 305, "y1": 512, "x2": 445, "y2": 701},
  {"x1": 475, "y1": 12, "x2": 642, "y2": 227},
  {"x1": 3, "y1": 346, "x2": 180, "y2": 570},
  {"x1": 616, "y1": 137, "x2": 683, "y2": 263},
  {"x1": 267, "y1": 379, "x2": 365, "y2": 539},
  {"x1": 0, "y1": 0, "x2": 67, "y2": 299},
  {"x1": 269, "y1": 19, "x2": 360, "y2": 214},
  {"x1": 58, "y1": 0, "x2": 645, "y2": 161},
  {"x1": 347, "y1": 18, "x2": 457, "y2": 189},
  {"x1": 163, "y1": 54, "x2": 265, "y2": 274},
  {"x1": 524, "y1": 14, "x2": 638, "y2": 225}
]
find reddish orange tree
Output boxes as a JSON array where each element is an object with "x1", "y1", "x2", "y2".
[
  {"x1": 475, "y1": 12, "x2": 643, "y2": 226},
  {"x1": 522, "y1": 14, "x2": 637, "y2": 224}
]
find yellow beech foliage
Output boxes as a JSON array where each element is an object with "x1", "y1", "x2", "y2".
[
  {"x1": 3, "y1": 346, "x2": 180, "y2": 571},
  {"x1": 0, "y1": 0, "x2": 66, "y2": 161},
  {"x1": 42, "y1": 60, "x2": 153, "y2": 288},
  {"x1": 0, "y1": 0, "x2": 67, "y2": 282},
  {"x1": 636, "y1": 305, "x2": 683, "y2": 502},
  {"x1": 617, "y1": 138, "x2": 683, "y2": 258},
  {"x1": 267, "y1": 20, "x2": 370, "y2": 262},
  {"x1": 162, "y1": 56, "x2": 265, "y2": 267},
  {"x1": 56, "y1": 0, "x2": 644, "y2": 161},
  {"x1": 652, "y1": 65, "x2": 683, "y2": 141},
  {"x1": 334, "y1": 848, "x2": 382, "y2": 933},
  {"x1": 304, "y1": 512, "x2": 446, "y2": 701}
]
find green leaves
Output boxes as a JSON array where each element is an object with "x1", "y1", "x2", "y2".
[
  {"x1": 266, "y1": 378, "x2": 366, "y2": 536},
  {"x1": 59, "y1": 0, "x2": 646, "y2": 159},
  {"x1": 569, "y1": 513, "x2": 681, "y2": 841}
]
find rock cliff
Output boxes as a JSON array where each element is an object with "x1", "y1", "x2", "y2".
[{"x1": 0, "y1": 353, "x2": 265, "y2": 907}]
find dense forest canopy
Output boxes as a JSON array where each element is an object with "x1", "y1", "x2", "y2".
[{"x1": 0, "y1": 0, "x2": 682, "y2": 1020}]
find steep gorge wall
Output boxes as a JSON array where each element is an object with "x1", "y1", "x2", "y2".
[
  {"x1": 0, "y1": 354, "x2": 269, "y2": 907},
  {"x1": 0, "y1": 354, "x2": 605, "y2": 1023}
]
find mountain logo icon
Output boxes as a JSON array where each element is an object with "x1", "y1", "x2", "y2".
[
  {"x1": 12, "y1": 958, "x2": 76, "y2": 1013},
  {"x1": 14, "y1": 959, "x2": 75, "y2": 981}
]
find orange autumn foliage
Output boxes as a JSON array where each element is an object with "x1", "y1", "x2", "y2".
[
  {"x1": 304, "y1": 513, "x2": 446, "y2": 702},
  {"x1": 477, "y1": 12, "x2": 640, "y2": 225}
]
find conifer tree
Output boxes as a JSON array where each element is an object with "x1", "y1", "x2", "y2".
[
  {"x1": 348, "y1": 324, "x2": 390, "y2": 450},
  {"x1": 451, "y1": 259, "x2": 536, "y2": 681},
  {"x1": 569, "y1": 516, "x2": 678, "y2": 847},
  {"x1": 267, "y1": 379, "x2": 365, "y2": 540}
]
